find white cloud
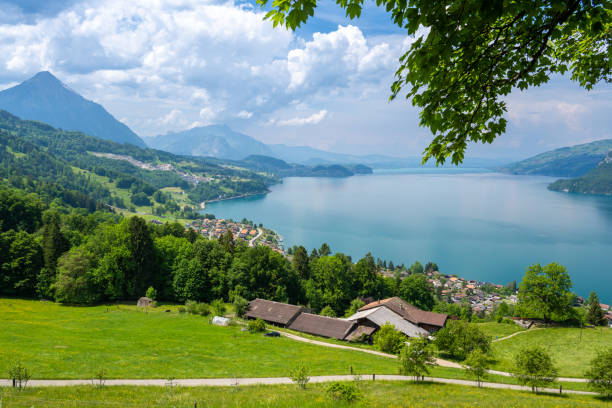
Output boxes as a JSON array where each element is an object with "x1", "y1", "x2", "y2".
[
  {"x1": 0, "y1": 1, "x2": 405, "y2": 137},
  {"x1": 237, "y1": 110, "x2": 253, "y2": 119},
  {"x1": 275, "y1": 110, "x2": 328, "y2": 126}
]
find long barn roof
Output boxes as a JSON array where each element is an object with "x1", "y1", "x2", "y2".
[
  {"x1": 288, "y1": 313, "x2": 356, "y2": 340},
  {"x1": 245, "y1": 298, "x2": 304, "y2": 325}
]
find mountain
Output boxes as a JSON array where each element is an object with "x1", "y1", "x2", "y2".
[
  {"x1": 145, "y1": 125, "x2": 272, "y2": 160},
  {"x1": 147, "y1": 124, "x2": 509, "y2": 168},
  {"x1": 236, "y1": 155, "x2": 372, "y2": 177},
  {"x1": 0, "y1": 110, "x2": 275, "y2": 215},
  {"x1": 497, "y1": 139, "x2": 612, "y2": 177},
  {"x1": 0, "y1": 71, "x2": 146, "y2": 148},
  {"x1": 548, "y1": 152, "x2": 612, "y2": 195}
]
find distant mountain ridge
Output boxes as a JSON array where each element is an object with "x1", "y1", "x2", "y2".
[
  {"x1": 235, "y1": 154, "x2": 373, "y2": 177},
  {"x1": 145, "y1": 125, "x2": 271, "y2": 160},
  {"x1": 146, "y1": 124, "x2": 507, "y2": 168},
  {"x1": 0, "y1": 71, "x2": 146, "y2": 148},
  {"x1": 497, "y1": 139, "x2": 612, "y2": 177}
]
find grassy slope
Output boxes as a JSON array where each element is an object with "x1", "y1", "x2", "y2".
[
  {"x1": 472, "y1": 322, "x2": 525, "y2": 340},
  {"x1": 491, "y1": 326, "x2": 612, "y2": 377},
  {"x1": 0, "y1": 299, "x2": 397, "y2": 379},
  {"x1": 0, "y1": 382, "x2": 608, "y2": 408}
]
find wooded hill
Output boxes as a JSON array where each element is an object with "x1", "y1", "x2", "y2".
[
  {"x1": 0, "y1": 110, "x2": 276, "y2": 218},
  {"x1": 497, "y1": 139, "x2": 612, "y2": 178},
  {"x1": 548, "y1": 152, "x2": 612, "y2": 195}
]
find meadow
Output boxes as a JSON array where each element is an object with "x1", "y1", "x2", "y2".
[
  {"x1": 490, "y1": 326, "x2": 612, "y2": 377},
  {"x1": 0, "y1": 381, "x2": 608, "y2": 408},
  {"x1": 0, "y1": 299, "x2": 397, "y2": 379}
]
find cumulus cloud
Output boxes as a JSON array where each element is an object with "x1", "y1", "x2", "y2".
[
  {"x1": 0, "y1": 0, "x2": 405, "y2": 136},
  {"x1": 274, "y1": 110, "x2": 328, "y2": 126},
  {"x1": 237, "y1": 110, "x2": 253, "y2": 119}
]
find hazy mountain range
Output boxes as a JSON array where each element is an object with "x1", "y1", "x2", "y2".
[{"x1": 0, "y1": 72, "x2": 146, "y2": 148}]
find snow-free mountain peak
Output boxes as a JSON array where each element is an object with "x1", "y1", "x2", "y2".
[{"x1": 0, "y1": 71, "x2": 146, "y2": 147}]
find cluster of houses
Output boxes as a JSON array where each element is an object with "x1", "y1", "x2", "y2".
[
  {"x1": 428, "y1": 272, "x2": 517, "y2": 315},
  {"x1": 183, "y1": 218, "x2": 285, "y2": 252},
  {"x1": 187, "y1": 219, "x2": 258, "y2": 241},
  {"x1": 245, "y1": 297, "x2": 448, "y2": 341}
]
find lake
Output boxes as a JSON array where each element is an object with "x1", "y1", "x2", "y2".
[{"x1": 205, "y1": 169, "x2": 612, "y2": 301}]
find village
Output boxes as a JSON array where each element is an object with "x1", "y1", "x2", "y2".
[{"x1": 185, "y1": 217, "x2": 284, "y2": 253}]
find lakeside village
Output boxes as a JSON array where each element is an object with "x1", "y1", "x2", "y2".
[{"x1": 154, "y1": 216, "x2": 285, "y2": 253}]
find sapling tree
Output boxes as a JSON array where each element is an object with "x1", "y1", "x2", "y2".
[
  {"x1": 514, "y1": 346, "x2": 558, "y2": 393},
  {"x1": 399, "y1": 337, "x2": 435, "y2": 381}
]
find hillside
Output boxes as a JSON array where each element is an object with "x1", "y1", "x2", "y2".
[
  {"x1": 0, "y1": 110, "x2": 275, "y2": 217},
  {"x1": 237, "y1": 155, "x2": 373, "y2": 177},
  {"x1": 497, "y1": 139, "x2": 612, "y2": 177},
  {"x1": 0, "y1": 71, "x2": 146, "y2": 148},
  {"x1": 548, "y1": 152, "x2": 612, "y2": 195}
]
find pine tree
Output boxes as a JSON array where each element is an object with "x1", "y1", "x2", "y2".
[{"x1": 586, "y1": 292, "x2": 606, "y2": 326}]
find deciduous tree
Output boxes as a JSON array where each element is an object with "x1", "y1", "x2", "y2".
[
  {"x1": 257, "y1": 0, "x2": 611, "y2": 164},
  {"x1": 585, "y1": 348, "x2": 612, "y2": 398},
  {"x1": 518, "y1": 263, "x2": 573, "y2": 322}
]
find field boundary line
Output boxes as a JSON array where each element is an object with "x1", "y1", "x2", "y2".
[{"x1": 0, "y1": 375, "x2": 595, "y2": 395}]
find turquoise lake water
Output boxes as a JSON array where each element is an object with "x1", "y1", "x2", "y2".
[{"x1": 205, "y1": 169, "x2": 612, "y2": 301}]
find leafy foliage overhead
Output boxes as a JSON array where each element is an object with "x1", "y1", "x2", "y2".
[{"x1": 257, "y1": 0, "x2": 611, "y2": 164}]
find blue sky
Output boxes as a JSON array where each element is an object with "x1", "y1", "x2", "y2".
[{"x1": 0, "y1": 0, "x2": 610, "y2": 160}]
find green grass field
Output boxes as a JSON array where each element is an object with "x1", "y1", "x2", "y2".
[
  {"x1": 0, "y1": 299, "x2": 397, "y2": 379},
  {"x1": 472, "y1": 322, "x2": 525, "y2": 340},
  {"x1": 0, "y1": 381, "x2": 608, "y2": 408},
  {"x1": 491, "y1": 326, "x2": 612, "y2": 377}
]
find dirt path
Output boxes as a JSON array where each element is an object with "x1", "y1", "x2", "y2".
[
  {"x1": 0, "y1": 375, "x2": 595, "y2": 395},
  {"x1": 492, "y1": 328, "x2": 542, "y2": 343},
  {"x1": 278, "y1": 330, "x2": 586, "y2": 381}
]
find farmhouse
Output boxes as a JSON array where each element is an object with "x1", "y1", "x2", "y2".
[
  {"x1": 245, "y1": 297, "x2": 446, "y2": 341},
  {"x1": 347, "y1": 305, "x2": 429, "y2": 338},
  {"x1": 354, "y1": 297, "x2": 447, "y2": 333},
  {"x1": 288, "y1": 313, "x2": 357, "y2": 340},
  {"x1": 244, "y1": 298, "x2": 305, "y2": 327}
]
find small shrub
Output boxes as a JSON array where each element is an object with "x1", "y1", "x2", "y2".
[
  {"x1": 185, "y1": 301, "x2": 210, "y2": 316},
  {"x1": 248, "y1": 318, "x2": 266, "y2": 333},
  {"x1": 92, "y1": 368, "x2": 107, "y2": 387},
  {"x1": 185, "y1": 300, "x2": 198, "y2": 314},
  {"x1": 212, "y1": 299, "x2": 226, "y2": 316},
  {"x1": 326, "y1": 382, "x2": 361, "y2": 402},
  {"x1": 373, "y1": 323, "x2": 405, "y2": 354},
  {"x1": 178, "y1": 306, "x2": 186, "y2": 314},
  {"x1": 233, "y1": 295, "x2": 249, "y2": 318},
  {"x1": 8, "y1": 361, "x2": 31, "y2": 390},
  {"x1": 145, "y1": 286, "x2": 157, "y2": 300},
  {"x1": 290, "y1": 362, "x2": 310, "y2": 389},
  {"x1": 196, "y1": 303, "x2": 210, "y2": 316}
]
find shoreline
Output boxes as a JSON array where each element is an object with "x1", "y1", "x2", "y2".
[{"x1": 202, "y1": 190, "x2": 270, "y2": 207}]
